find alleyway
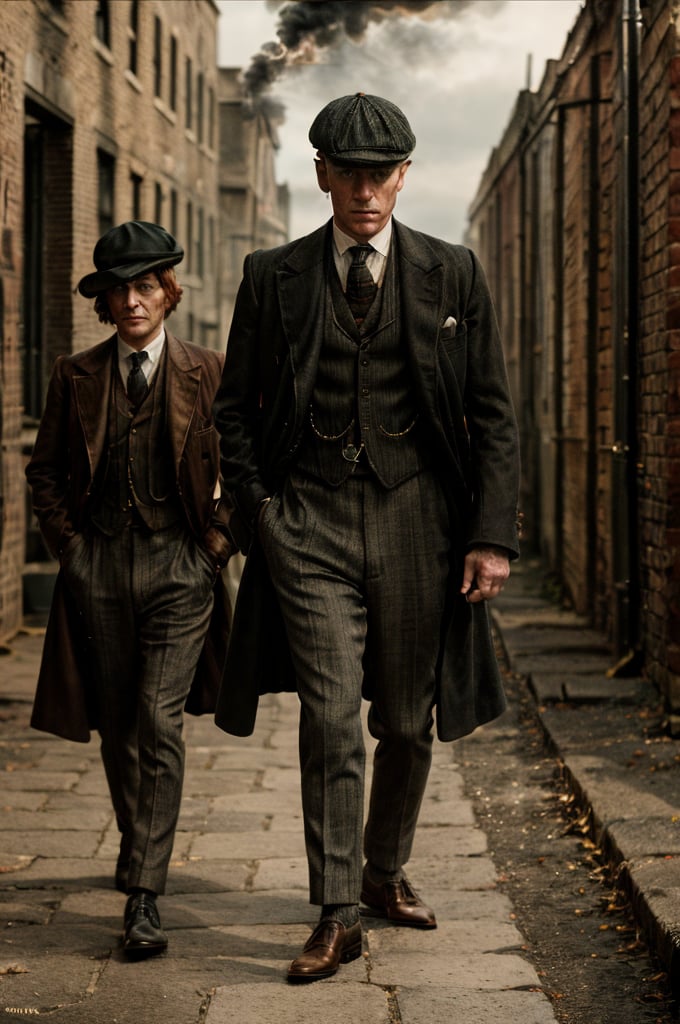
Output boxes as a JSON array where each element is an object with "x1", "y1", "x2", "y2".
[
  {"x1": 0, "y1": 627, "x2": 555, "y2": 1023},
  {"x1": 2, "y1": 559, "x2": 679, "y2": 1022}
]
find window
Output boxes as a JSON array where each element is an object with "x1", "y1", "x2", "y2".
[
  {"x1": 97, "y1": 149, "x2": 115, "y2": 234},
  {"x1": 155, "y1": 183, "x2": 163, "y2": 225},
  {"x1": 153, "y1": 16, "x2": 162, "y2": 98},
  {"x1": 170, "y1": 189, "x2": 178, "y2": 236},
  {"x1": 130, "y1": 172, "x2": 142, "y2": 219},
  {"x1": 185, "y1": 200, "x2": 193, "y2": 272},
  {"x1": 185, "y1": 57, "x2": 193, "y2": 131},
  {"x1": 196, "y1": 206, "x2": 204, "y2": 276},
  {"x1": 169, "y1": 36, "x2": 178, "y2": 111},
  {"x1": 128, "y1": 0, "x2": 139, "y2": 75},
  {"x1": 207, "y1": 86, "x2": 215, "y2": 149},
  {"x1": 207, "y1": 215, "x2": 215, "y2": 273},
  {"x1": 197, "y1": 72, "x2": 204, "y2": 145},
  {"x1": 95, "y1": 0, "x2": 111, "y2": 48},
  {"x1": 23, "y1": 120, "x2": 44, "y2": 422}
]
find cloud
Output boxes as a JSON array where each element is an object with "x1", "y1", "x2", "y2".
[
  {"x1": 217, "y1": 0, "x2": 583, "y2": 240},
  {"x1": 243, "y1": 1, "x2": 507, "y2": 99}
]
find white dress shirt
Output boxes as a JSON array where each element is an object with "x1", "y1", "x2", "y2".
[
  {"x1": 117, "y1": 328, "x2": 166, "y2": 389},
  {"x1": 332, "y1": 220, "x2": 393, "y2": 290}
]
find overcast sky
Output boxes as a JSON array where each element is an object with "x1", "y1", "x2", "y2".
[{"x1": 216, "y1": 0, "x2": 583, "y2": 241}]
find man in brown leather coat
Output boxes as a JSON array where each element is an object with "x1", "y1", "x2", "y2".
[{"x1": 26, "y1": 221, "x2": 232, "y2": 959}]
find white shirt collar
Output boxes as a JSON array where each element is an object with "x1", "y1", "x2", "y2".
[
  {"x1": 116, "y1": 327, "x2": 164, "y2": 364},
  {"x1": 116, "y1": 327, "x2": 166, "y2": 388},
  {"x1": 332, "y1": 219, "x2": 393, "y2": 259},
  {"x1": 117, "y1": 327, "x2": 166, "y2": 366}
]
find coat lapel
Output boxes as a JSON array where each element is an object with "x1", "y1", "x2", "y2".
[
  {"x1": 393, "y1": 220, "x2": 445, "y2": 403},
  {"x1": 165, "y1": 331, "x2": 202, "y2": 473},
  {"x1": 72, "y1": 336, "x2": 116, "y2": 479},
  {"x1": 72, "y1": 332, "x2": 201, "y2": 478},
  {"x1": 393, "y1": 221, "x2": 470, "y2": 506},
  {"x1": 276, "y1": 222, "x2": 330, "y2": 431}
]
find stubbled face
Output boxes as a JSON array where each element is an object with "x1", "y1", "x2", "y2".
[
  {"x1": 105, "y1": 273, "x2": 169, "y2": 350},
  {"x1": 315, "y1": 156, "x2": 411, "y2": 241}
]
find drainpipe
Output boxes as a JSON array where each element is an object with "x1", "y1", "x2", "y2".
[
  {"x1": 610, "y1": 0, "x2": 641, "y2": 660},
  {"x1": 519, "y1": 129, "x2": 539, "y2": 555},
  {"x1": 586, "y1": 54, "x2": 601, "y2": 616},
  {"x1": 554, "y1": 104, "x2": 566, "y2": 579},
  {"x1": 552, "y1": 77, "x2": 616, "y2": 618}
]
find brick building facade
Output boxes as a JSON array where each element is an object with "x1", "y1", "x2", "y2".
[
  {"x1": 0, "y1": 0, "x2": 288, "y2": 642},
  {"x1": 218, "y1": 68, "x2": 289, "y2": 341},
  {"x1": 467, "y1": 0, "x2": 680, "y2": 720}
]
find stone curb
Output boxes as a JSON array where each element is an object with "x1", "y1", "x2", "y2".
[{"x1": 492, "y1": 561, "x2": 680, "y2": 994}]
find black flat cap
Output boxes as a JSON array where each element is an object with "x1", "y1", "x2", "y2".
[
  {"x1": 309, "y1": 93, "x2": 415, "y2": 166},
  {"x1": 78, "y1": 221, "x2": 183, "y2": 297}
]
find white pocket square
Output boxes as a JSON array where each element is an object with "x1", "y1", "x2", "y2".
[{"x1": 442, "y1": 315, "x2": 457, "y2": 330}]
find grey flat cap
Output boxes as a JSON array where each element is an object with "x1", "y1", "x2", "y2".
[{"x1": 309, "y1": 93, "x2": 415, "y2": 166}]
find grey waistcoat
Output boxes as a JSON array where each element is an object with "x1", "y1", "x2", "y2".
[{"x1": 295, "y1": 241, "x2": 429, "y2": 488}]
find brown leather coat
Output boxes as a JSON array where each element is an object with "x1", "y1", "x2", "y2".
[{"x1": 26, "y1": 331, "x2": 230, "y2": 742}]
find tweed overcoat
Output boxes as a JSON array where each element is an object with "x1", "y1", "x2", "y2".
[
  {"x1": 26, "y1": 331, "x2": 230, "y2": 743},
  {"x1": 213, "y1": 219, "x2": 520, "y2": 742}
]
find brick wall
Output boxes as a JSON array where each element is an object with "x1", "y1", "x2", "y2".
[
  {"x1": 638, "y1": 0, "x2": 680, "y2": 708},
  {"x1": 595, "y1": 49, "x2": 616, "y2": 636},
  {"x1": 0, "y1": 0, "x2": 223, "y2": 640},
  {"x1": 467, "y1": 0, "x2": 680, "y2": 715},
  {"x1": 467, "y1": 3, "x2": 618, "y2": 625},
  {"x1": 561, "y1": 92, "x2": 594, "y2": 617},
  {"x1": 0, "y1": 2, "x2": 29, "y2": 638}
]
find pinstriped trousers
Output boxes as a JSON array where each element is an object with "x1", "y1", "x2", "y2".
[
  {"x1": 62, "y1": 523, "x2": 216, "y2": 894},
  {"x1": 259, "y1": 468, "x2": 451, "y2": 906}
]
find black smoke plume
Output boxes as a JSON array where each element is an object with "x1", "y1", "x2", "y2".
[{"x1": 243, "y1": 1, "x2": 500, "y2": 103}]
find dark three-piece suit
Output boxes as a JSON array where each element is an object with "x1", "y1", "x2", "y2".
[{"x1": 213, "y1": 218, "x2": 520, "y2": 906}]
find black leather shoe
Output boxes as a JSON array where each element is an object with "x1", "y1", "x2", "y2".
[
  {"x1": 287, "y1": 919, "x2": 363, "y2": 982},
  {"x1": 361, "y1": 872, "x2": 437, "y2": 929},
  {"x1": 122, "y1": 893, "x2": 168, "y2": 959}
]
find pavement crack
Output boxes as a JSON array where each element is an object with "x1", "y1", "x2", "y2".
[
  {"x1": 263, "y1": 730, "x2": 277, "y2": 750},
  {"x1": 92, "y1": 810, "x2": 117, "y2": 858},
  {"x1": 362, "y1": 945, "x2": 373, "y2": 982},
  {"x1": 85, "y1": 953, "x2": 110, "y2": 995},
  {"x1": 385, "y1": 986, "x2": 403, "y2": 1023},
  {"x1": 244, "y1": 859, "x2": 259, "y2": 891},
  {"x1": 197, "y1": 986, "x2": 216, "y2": 1022}
]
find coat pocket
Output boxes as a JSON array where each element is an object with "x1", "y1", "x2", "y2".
[{"x1": 440, "y1": 319, "x2": 466, "y2": 357}]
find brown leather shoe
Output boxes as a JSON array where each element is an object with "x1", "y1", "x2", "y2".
[
  {"x1": 287, "y1": 919, "x2": 363, "y2": 982},
  {"x1": 360, "y1": 873, "x2": 437, "y2": 929}
]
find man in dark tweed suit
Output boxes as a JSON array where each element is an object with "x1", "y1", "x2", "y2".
[{"x1": 213, "y1": 94, "x2": 520, "y2": 981}]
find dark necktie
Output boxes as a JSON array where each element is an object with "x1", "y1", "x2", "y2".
[
  {"x1": 346, "y1": 244, "x2": 377, "y2": 324},
  {"x1": 126, "y1": 350, "x2": 149, "y2": 407}
]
